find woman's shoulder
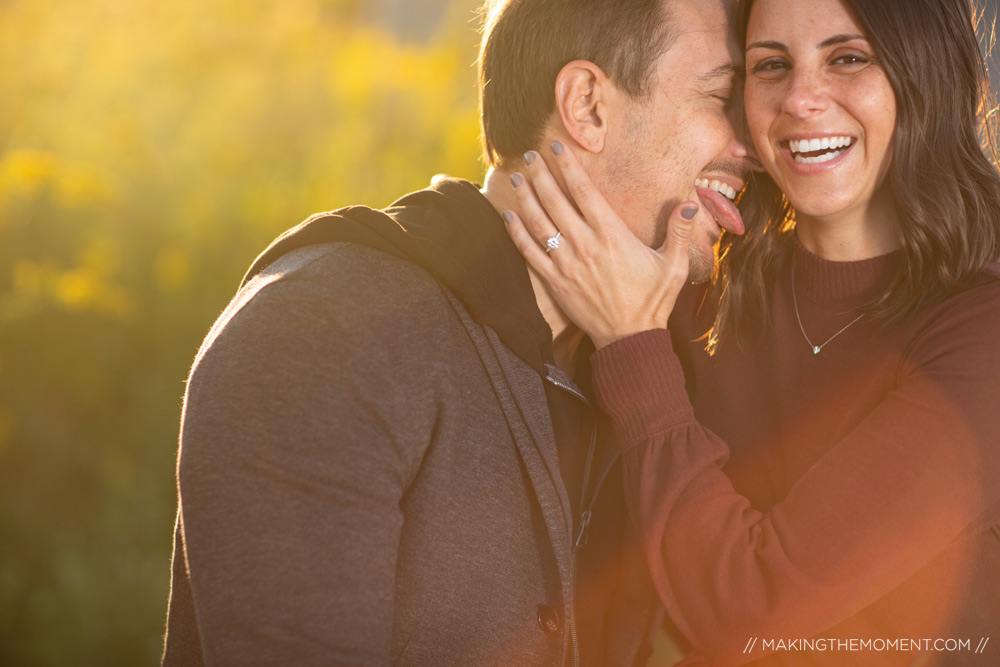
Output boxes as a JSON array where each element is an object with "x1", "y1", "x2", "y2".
[
  {"x1": 938, "y1": 267, "x2": 1000, "y2": 317},
  {"x1": 902, "y1": 268, "x2": 1000, "y2": 365}
]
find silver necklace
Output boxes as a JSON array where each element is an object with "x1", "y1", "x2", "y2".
[{"x1": 791, "y1": 259, "x2": 865, "y2": 355}]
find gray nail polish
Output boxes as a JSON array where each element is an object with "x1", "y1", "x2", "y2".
[
  {"x1": 681, "y1": 206, "x2": 698, "y2": 220},
  {"x1": 524, "y1": 151, "x2": 535, "y2": 165},
  {"x1": 550, "y1": 141, "x2": 564, "y2": 156},
  {"x1": 503, "y1": 210, "x2": 513, "y2": 224},
  {"x1": 511, "y1": 174, "x2": 522, "y2": 188}
]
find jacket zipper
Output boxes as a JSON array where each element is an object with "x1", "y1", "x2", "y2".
[
  {"x1": 546, "y1": 371, "x2": 621, "y2": 547},
  {"x1": 546, "y1": 370, "x2": 628, "y2": 664},
  {"x1": 575, "y1": 450, "x2": 621, "y2": 548},
  {"x1": 546, "y1": 372, "x2": 613, "y2": 667},
  {"x1": 567, "y1": 443, "x2": 622, "y2": 667},
  {"x1": 568, "y1": 426, "x2": 595, "y2": 667},
  {"x1": 575, "y1": 426, "x2": 597, "y2": 547}
]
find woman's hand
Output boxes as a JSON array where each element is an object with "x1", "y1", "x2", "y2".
[{"x1": 503, "y1": 141, "x2": 700, "y2": 349}]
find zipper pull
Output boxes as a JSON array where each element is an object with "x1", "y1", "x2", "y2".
[{"x1": 575, "y1": 509, "x2": 592, "y2": 548}]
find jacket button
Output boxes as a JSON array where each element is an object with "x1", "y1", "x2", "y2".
[{"x1": 537, "y1": 605, "x2": 560, "y2": 633}]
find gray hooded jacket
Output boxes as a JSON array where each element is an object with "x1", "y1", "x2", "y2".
[{"x1": 162, "y1": 178, "x2": 660, "y2": 665}]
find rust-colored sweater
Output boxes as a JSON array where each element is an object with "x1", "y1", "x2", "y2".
[{"x1": 592, "y1": 239, "x2": 1000, "y2": 666}]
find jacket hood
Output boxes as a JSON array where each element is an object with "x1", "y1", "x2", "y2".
[{"x1": 242, "y1": 177, "x2": 553, "y2": 373}]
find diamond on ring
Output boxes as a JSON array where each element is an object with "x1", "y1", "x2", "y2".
[{"x1": 545, "y1": 232, "x2": 562, "y2": 253}]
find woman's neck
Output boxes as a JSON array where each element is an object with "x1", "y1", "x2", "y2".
[{"x1": 794, "y1": 187, "x2": 902, "y2": 262}]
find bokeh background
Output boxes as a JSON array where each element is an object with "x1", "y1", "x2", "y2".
[
  {"x1": 1, "y1": 0, "x2": 482, "y2": 663},
  {"x1": 2, "y1": 0, "x2": 998, "y2": 664}
]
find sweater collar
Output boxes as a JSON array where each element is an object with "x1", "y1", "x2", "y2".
[{"x1": 791, "y1": 233, "x2": 902, "y2": 308}]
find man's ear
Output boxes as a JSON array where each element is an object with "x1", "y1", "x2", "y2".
[{"x1": 554, "y1": 60, "x2": 613, "y2": 154}]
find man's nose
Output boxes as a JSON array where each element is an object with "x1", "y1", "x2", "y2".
[{"x1": 782, "y1": 69, "x2": 829, "y2": 118}]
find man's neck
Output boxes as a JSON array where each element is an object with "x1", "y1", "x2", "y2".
[{"x1": 481, "y1": 165, "x2": 582, "y2": 369}]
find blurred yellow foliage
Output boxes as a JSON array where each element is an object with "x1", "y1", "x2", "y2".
[
  {"x1": 0, "y1": 150, "x2": 116, "y2": 212},
  {"x1": 0, "y1": 407, "x2": 10, "y2": 449},
  {"x1": 8, "y1": 260, "x2": 132, "y2": 317},
  {"x1": 55, "y1": 267, "x2": 133, "y2": 317},
  {"x1": 12, "y1": 261, "x2": 44, "y2": 296},
  {"x1": 0, "y1": 0, "x2": 484, "y2": 663},
  {"x1": 153, "y1": 248, "x2": 191, "y2": 292}
]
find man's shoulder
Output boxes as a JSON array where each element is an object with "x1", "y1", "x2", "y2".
[
  {"x1": 235, "y1": 241, "x2": 454, "y2": 328},
  {"x1": 196, "y1": 242, "x2": 469, "y2": 378},
  {"x1": 256, "y1": 241, "x2": 440, "y2": 297}
]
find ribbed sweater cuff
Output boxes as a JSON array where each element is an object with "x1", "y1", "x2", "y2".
[{"x1": 591, "y1": 329, "x2": 696, "y2": 450}]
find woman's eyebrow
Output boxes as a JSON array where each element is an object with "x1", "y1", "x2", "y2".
[
  {"x1": 745, "y1": 33, "x2": 867, "y2": 54},
  {"x1": 818, "y1": 33, "x2": 866, "y2": 48},
  {"x1": 745, "y1": 40, "x2": 787, "y2": 54}
]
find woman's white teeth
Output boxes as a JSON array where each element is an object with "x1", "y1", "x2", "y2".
[
  {"x1": 695, "y1": 178, "x2": 737, "y2": 201},
  {"x1": 790, "y1": 136, "x2": 852, "y2": 152},
  {"x1": 789, "y1": 136, "x2": 854, "y2": 164}
]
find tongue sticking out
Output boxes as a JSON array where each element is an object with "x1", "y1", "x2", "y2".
[{"x1": 695, "y1": 185, "x2": 746, "y2": 236}]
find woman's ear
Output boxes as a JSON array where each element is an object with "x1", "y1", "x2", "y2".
[{"x1": 554, "y1": 60, "x2": 612, "y2": 154}]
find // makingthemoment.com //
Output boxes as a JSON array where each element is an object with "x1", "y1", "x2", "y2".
[{"x1": 742, "y1": 636, "x2": 990, "y2": 657}]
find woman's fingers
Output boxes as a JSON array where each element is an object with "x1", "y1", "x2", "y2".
[
  {"x1": 546, "y1": 141, "x2": 630, "y2": 242},
  {"x1": 503, "y1": 157, "x2": 694, "y2": 349},
  {"x1": 502, "y1": 208, "x2": 556, "y2": 278},
  {"x1": 522, "y1": 148, "x2": 594, "y2": 243},
  {"x1": 509, "y1": 171, "x2": 563, "y2": 252}
]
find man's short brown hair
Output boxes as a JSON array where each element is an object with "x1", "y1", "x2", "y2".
[{"x1": 478, "y1": 0, "x2": 675, "y2": 167}]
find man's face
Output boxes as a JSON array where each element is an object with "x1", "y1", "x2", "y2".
[{"x1": 598, "y1": 0, "x2": 750, "y2": 282}]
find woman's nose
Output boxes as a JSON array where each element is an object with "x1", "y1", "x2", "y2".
[{"x1": 782, "y1": 69, "x2": 829, "y2": 118}]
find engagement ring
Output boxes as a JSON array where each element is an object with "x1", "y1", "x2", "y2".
[{"x1": 545, "y1": 232, "x2": 562, "y2": 253}]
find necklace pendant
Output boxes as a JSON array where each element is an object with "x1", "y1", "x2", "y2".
[{"x1": 792, "y1": 259, "x2": 864, "y2": 358}]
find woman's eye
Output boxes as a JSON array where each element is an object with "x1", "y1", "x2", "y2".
[
  {"x1": 750, "y1": 58, "x2": 789, "y2": 77},
  {"x1": 831, "y1": 53, "x2": 870, "y2": 67}
]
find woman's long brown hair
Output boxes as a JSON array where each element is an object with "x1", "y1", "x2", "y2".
[{"x1": 709, "y1": 0, "x2": 1000, "y2": 352}]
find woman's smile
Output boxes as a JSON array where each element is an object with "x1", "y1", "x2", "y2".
[{"x1": 785, "y1": 135, "x2": 855, "y2": 165}]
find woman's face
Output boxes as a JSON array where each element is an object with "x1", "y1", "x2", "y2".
[{"x1": 744, "y1": 0, "x2": 897, "y2": 224}]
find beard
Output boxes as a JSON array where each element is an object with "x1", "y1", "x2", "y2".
[
  {"x1": 687, "y1": 235, "x2": 717, "y2": 283},
  {"x1": 650, "y1": 203, "x2": 717, "y2": 284}
]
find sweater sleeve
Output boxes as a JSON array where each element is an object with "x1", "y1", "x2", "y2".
[
  {"x1": 173, "y1": 245, "x2": 446, "y2": 665},
  {"x1": 591, "y1": 312, "x2": 1000, "y2": 665}
]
